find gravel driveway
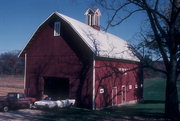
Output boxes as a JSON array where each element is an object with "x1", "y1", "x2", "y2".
[{"x1": 0, "y1": 109, "x2": 55, "y2": 121}]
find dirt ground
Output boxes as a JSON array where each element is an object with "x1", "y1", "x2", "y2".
[
  {"x1": 0, "y1": 75, "x2": 24, "y2": 96},
  {"x1": 0, "y1": 109, "x2": 55, "y2": 121}
]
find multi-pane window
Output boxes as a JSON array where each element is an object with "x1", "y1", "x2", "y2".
[{"x1": 54, "y1": 21, "x2": 61, "y2": 36}]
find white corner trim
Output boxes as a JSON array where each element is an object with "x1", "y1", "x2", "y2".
[
  {"x1": 24, "y1": 53, "x2": 27, "y2": 89},
  {"x1": 92, "y1": 59, "x2": 96, "y2": 110}
]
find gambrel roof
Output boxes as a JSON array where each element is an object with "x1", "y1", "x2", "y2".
[{"x1": 20, "y1": 12, "x2": 140, "y2": 62}]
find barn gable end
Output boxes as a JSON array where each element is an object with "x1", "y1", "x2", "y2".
[
  {"x1": 20, "y1": 11, "x2": 143, "y2": 109},
  {"x1": 23, "y1": 15, "x2": 94, "y2": 108}
]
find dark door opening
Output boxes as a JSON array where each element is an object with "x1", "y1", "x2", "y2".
[{"x1": 44, "y1": 77, "x2": 69, "y2": 99}]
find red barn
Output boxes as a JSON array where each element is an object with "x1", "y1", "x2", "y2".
[{"x1": 19, "y1": 9, "x2": 143, "y2": 110}]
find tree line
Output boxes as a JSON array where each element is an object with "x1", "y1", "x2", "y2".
[{"x1": 0, "y1": 50, "x2": 24, "y2": 75}]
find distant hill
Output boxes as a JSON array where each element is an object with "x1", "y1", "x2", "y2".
[{"x1": 144, "y1": 61, "x2": 180, "y2": 80}]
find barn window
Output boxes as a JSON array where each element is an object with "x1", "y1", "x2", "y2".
[
  {"x1": 135, "y1": 84, "x2": 138, "y2": 88},
  {"x1": 100, "y1": 88, "x2": 104, "y2": 94},
  {"x1": 129, "y1": 85, "x2": 132, "y2": 89},
  {"x1": 54, "y1": 21, "x2": 61, "y2": 36},
  {"x1": 118, "y1": 68, "x2": 128, "y2": 75}
]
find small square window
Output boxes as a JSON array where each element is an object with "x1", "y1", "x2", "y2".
[
  {"x1": 129, "y1": 85, "x2": 132, "y2": 89},
  {"x1": 54, "y1": 21, "x2": 61, "y2": 36},
  {"x1": 135, "y1": 84, "x2": 138, "y2": 88},
  {"x1": 100, "y1": 88, "x2": 104, "y2": 93}
]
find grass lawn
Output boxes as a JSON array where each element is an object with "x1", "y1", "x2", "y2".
[
  {"x1": 37, "y1": 103, "x2": 175, "y2": 121},
  {"x1": 143, "y1": 78, "x2": 180, "y2": 102}
]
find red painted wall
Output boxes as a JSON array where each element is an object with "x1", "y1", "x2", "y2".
[
  {"x1": 94, "y1": 60, "x2": 142, "y2": 109},
  {"x1": 25, "y1": 20, "x2": 93, "y2": 108},
  {"x1": 22, "y1": 15, "x2": 142, "y2": 109}
]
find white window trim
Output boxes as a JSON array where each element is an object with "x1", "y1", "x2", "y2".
[
  {"x1": 24, "y1": 53, "x2": 27, "y2": 89},
  {"x1": 92, "y1": 59, "x2": 95, "y2": 110},
  {"x1": 54, "y1": 21, "x2": 61, "y2": 36}
]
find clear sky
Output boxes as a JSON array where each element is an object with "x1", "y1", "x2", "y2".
[{"x1": 0, "y1": 0, "x2": 144, "y2": 54}]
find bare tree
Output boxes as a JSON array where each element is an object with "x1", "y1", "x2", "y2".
[
  {"x1": 95, "y1": 0, "x2": 180, "y2": 118},
  {"x1": 0, "y1": 50, "x2": 24, "y2": 75}
]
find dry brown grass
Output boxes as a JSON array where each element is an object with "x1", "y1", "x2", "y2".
[{"x1": 0, "y1": 75, "x2": 24, "y2": 96}]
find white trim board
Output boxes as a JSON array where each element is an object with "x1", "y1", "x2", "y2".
[{"x1": 92, "y1": 59, "x2": 96, "y2": 110}]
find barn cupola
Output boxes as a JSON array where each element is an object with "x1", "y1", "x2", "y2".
[{"x1": 84, "y1": 8, "x2": 101, "y2": 30}]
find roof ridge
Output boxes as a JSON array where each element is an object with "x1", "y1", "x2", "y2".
[{"x1": 20, "y1": 11, "x2": 140, "y2": 62}]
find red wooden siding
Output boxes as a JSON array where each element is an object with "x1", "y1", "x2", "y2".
[
  {"x1": 21, "y1": 14, "x2": 143, "y2": 109},
  {"x1": 94, "y1": 60, "x2": 142, "y2": 109},
  {"x1": 25, "y1": 19, "x2": 93, "y2": 108}
]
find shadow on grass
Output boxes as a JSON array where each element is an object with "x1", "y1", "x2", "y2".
[
  {"x1": 143, "y1": 100, "x2": 180, "y2": 104},
  {"x1": 143, "y1": 100, "x2": 165, "y2": 104},
  {"x1": 38, "y1": 103, "x2": 180, "y2": 121}
]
